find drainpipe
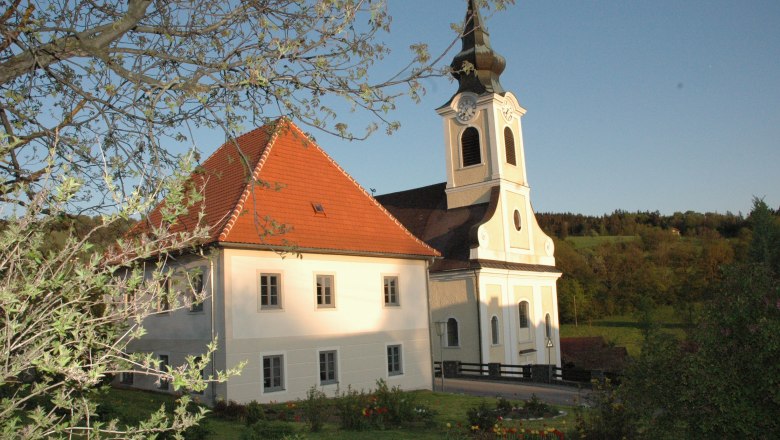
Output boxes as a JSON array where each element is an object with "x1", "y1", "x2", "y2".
[
  {"x1": 473, "y1": 268, "x2": 483, "y2": 365},
  {"x1": 209, "y1": 253, "x2": 216, "y2": 404},
  {"x1": 424, "y1": 258, "x2": 436, "y2": 390}
]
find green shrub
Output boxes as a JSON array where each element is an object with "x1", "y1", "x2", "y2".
[
  {"x1": 244, "y1": 400, "x2": 265, "y2": 426},
  {"x1": 574, "y1": 379, "x2": 636, "y2": 439},
  {"x1": 495, "y1": 396, "x2": 514, "y2": 416},
  {"x1": 523, "y1": 394, "x2": 553, "y2": 418},
  {"x1": 335, "y1": 386, "x2": 371, "y2": 431},
  {"x1": 213, "y1": 399, "x2": 248, "y2": 421},
  {"x1": 334, "y1": 380, "x2": 437, "y2": 431},
  {"x1": 180, "y1": 422, "x2": 211, "y2": 440},
  {"x1": 240, "y1": 420, "x2": 297, "y2": 440},
  {"x1": 465, "y1": 400, "x2": 499, "y2": 433},
  {"x1": 301, "y1": 387, "x2": 328, "y2": 432}
]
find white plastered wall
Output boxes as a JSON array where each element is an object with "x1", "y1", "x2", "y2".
[{"x1": 221, "y1": 248, "x2": 433, "y2": 403}]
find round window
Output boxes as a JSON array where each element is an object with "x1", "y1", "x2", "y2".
[{"x1": 513, "y1": 210, "x2": 522, "y2": 231}]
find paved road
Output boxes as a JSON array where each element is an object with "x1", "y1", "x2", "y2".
[{"x1": 435, "y1": 377, "x2": 590, "y2": 406}]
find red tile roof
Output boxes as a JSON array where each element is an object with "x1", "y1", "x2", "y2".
[{"x1": 133, "y1": 119, "x2": 439, "y2": 258}]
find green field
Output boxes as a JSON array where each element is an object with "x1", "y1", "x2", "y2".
[
  {"x1": 560, "y1": 306, "x2": 690, "y2": 357},
  {"x1": 96, "y1": 387, "x2": 577, "y2": 439}
]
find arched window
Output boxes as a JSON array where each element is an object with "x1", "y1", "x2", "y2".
[
  {"x1": 545, "y1": 313, "x2": 552, "y2": 340},
  {"x1": 446, "y1": 318, "x2": 459, "y2": 347},
  {"x1": 504, "y1": 127, "x2": 516, "y2": 166},
  {"x1": 461, "y1": 127, "x2": 481, "y2": 167},
  {"x1": 490, "y1": 316, "x2": 500, "y2": 345},
  {"x1": 518, "y1": 301, "x2": 529, "y2": 329}
]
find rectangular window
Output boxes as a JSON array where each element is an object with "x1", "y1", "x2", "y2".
[
  {"x1": 319, "y1": 350, "x2": 338, "y2": 385},
  {"x1": 158, "y1": 354, "x2": 169, "y2": 390},
  {"x1": 263, "y1": 355, "x2": 284, "y2": 392},
  {"x1": 259, "y1": 273, "x2": 281, "y2": 310},
  {"x1": 387, "y1": 344, "x2": 402, "y2": 376},
  {"x1": 189, "y1": 271, "x2": 204, "y2": 313},
  {"x1": 316, "y1": 275, "x2": 334, "y2": 308},
  {"x1": 383, "y1": 276, "x2": 399, "y2": 306},
  {"x1": 120, "y1": 352, "x2": 134, "y2": 384},
  {"x1": 158, "y1": 278, "x2": 171, "y2": 312}
]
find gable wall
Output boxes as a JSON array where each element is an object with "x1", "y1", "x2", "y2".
[{"x1": 123, "y1": 253, "x2": 220, "y2": 400}]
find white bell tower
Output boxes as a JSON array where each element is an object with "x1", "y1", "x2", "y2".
[{"x1": 437, "y1": 0, "x2": 531, "y2": 210}]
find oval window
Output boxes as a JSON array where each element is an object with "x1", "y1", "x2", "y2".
[{"x1": 513, "y1": 210, "x2": 522, "y2": 231}]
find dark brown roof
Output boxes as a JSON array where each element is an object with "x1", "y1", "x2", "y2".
[
  {"x1": 560, "y1": 337, "x2": 629, "y2": 372},
  {"x1": 377, "y1": 183, "x2": 560, "y2": 274},
  {"x1": 377, "y1": 183, "x2": 485, "y2": 271}
]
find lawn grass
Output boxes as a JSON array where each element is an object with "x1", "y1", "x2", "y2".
[
  {"x1": 560, "y1": 305, "x2": 689, "y2": 357},
  {"x1": 98, "y1": 387, "x2": 578, "y2": 439}
]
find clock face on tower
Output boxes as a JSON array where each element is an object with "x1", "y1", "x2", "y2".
[
  {"x1": 501, "y1": 102, "x2": 514, "y2": 122},
  {"x1": 456, "y1": 95, "x2": 478, "y2": 122}
]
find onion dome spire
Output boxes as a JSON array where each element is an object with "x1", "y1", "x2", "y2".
[{"x1": 449, "y1": 0, "x2": 507, "y2": 99}]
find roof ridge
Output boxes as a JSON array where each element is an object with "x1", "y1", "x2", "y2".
[
  {"x1": 217, "y1": 119, "x2": 286, "y2": 241},
  {"x1": 283, "y1": 122, "x2": 440, "y2": 257}
]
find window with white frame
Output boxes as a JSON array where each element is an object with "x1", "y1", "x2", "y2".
[
  {"x1": 383, "y1": 276, "x2": 399, "y2": 306},
  {"x1": 258, "y1": 273, "x2": 281, "y2": 310},
  {"x1": 387, "y1": 344, "x2": 403, "y2": 376},
  {"x1": 319, "y1": 350, "x2": 338, "y2": 385},
  {"x1": 316, "y1": 274, "x2": 335, "y2": 308},
  {"x1": 446, "y1": 318, "x2": 459, "y2": 347},
  {"x1": 490, "y1": 315, "x2": 500, "y2": 345},
  {"x1": 157, "y1": 354, "x2": 169, "y2": 390},
  {"x1": 262, "y1": 354, "x2": 284, "y2": 392}
]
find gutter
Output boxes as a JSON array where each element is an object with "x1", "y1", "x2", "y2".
[
  {"x1": 209, "y1": 255, "x2": 217, "y2": 404},
  {"x1": 218, "y1": 242, "x2": 440, "y2": 260},
  {"x1": 424, "y1": 257, "x2": 436, "y2": 391}
]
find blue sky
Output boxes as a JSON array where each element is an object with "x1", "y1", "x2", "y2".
[{"x1": 313, "y1": 0, "x2": 780, "y2": 216}]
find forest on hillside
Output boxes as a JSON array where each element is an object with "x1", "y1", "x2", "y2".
[
  {"x1": 537, "y1": 205, "x2": 780, "y2": 323},
  {"x1": 10, "y1": 203, "x2": 778, "y2": 326}
]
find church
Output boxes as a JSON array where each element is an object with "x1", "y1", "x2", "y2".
[
  {"x1": 377, "y1": 0, "x2": 561, "y2": 369},
  {"x1": 121, "y1": 0, "x2": 560, "y2": 404}
]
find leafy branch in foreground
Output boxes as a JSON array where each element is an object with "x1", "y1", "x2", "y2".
[
  {"x1": 1, "y1": 0, "x2": 514, "y2": 213},
  {"x1": 0, "y1": 147, "x2": 243, "y2": 439}
]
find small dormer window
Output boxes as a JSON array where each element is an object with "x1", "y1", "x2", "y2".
[
  {"x1": 311, "y1": 202, "x2": 325, "y2": 216},
  {"x1": 461, "y1": 127, "x2": 481, "y2": 167},
  {"x1": 504, "y1": 127, "x2": 516, "y2": 166}
]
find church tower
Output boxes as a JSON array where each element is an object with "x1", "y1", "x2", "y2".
[
  {"x1": 437, "y1": 0, "x2": 529, "y2": 210},
  {"x1": 438, "y1": 0, "x2": 554, "y2": 269},
  {"x1": 378, "y1": 0, "x2": 561, "y2": 370}
]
